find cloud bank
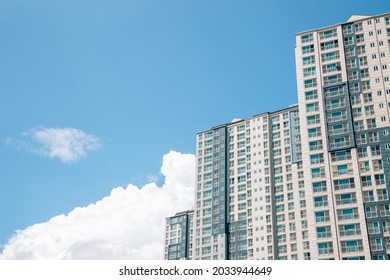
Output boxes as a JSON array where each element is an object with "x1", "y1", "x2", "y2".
[
  {"x1": 0, "y1": 151, "x2": 195, "y2": 259},
  {"x1": 5, "y1": 127, "x2": 101, "y2": 163}
]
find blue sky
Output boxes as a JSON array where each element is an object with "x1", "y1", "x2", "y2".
[{"x1": 0, "y1": 0, "x2": 389, "y2": 257}]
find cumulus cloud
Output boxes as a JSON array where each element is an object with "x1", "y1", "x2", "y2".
[
  {"x1": 5, "y1": 127, "x2": 101, "y2": 163},
  {"x1": 0, "y1": 151, "x2": 195, "y2": 260}
]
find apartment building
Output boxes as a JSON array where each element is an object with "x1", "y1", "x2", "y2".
[
  {"x1": 164, "y1": 210, "x2": 194, "y2": 260},
  {"x1": 165, "y1": 106, "x2": 306, "y2": 260},
  {"x1": 164, "y1": 12, "x2": 390, "y2": 260},
  {"x1": 295, "y1": 12, "x2": 390, "y2": 260}
]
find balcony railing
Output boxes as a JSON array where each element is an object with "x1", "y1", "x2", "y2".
[
  {"x1": 380, "y1": 209, "x2": 390, "y2": 217},
  {"x1": 314, "y1": 201, "x2": 329, "y2": 207},
  {"x1": 336, "y1": 197, "x2": 357, "y2": 205},
  {"x1": 326, "y1": 101, "x2": 346, "y2": 110},
  {"x1": 316, "y1": 216, "x2": 330, "y2": 223},
  {"x1": 328, "y1": 127, "x2": 349, "y2": 136},
  {"x1": 305, "y1": 94, "x2": 318, "y2": 101},
  {"x1": 334, "y1": 182, "x2": 355, "y2": 191},
  {"x1": 324, "y1": 77, "x2": 343, "y2": 86},
  {"x1": 308, "y1": 131, "x2": 322, "y2": 138},
  {"x1": 368, "y1": 227, "x2": 381, "y2": 235},
  {"x1": 310, "y1": 145, "x2": 323, "y2": 151},
  {"x1": 321, "y1": 42, "x2": 339, "y2": 51},
  {"x1": 325, "y1": 89, "x2": 344, "y2": 98},
  {"x1": 328, "y1": 115, "x2": 347, "y2": 123},
  {"x1": 320, "y1": 32, "x2": 337, "y2": 40},
  {"x1": 338, "y1": 213, "x2": 359, "y2": 220},
  {"x1": 339, "y1": 229, "x2": 361, "y2": 237},
  {"x1": 312, "y1": 172, "x2": 326, "y2": 179},
  {"x1": 333, "y1": 170, "x2": 354, "y2": 177},
  {"x1": 317, "y1": 232, "x2": 332, "y2": 239},
  {"x1": 378, "y1": 194, "x2": 389, "y2": 201},
  {"x1": 322, "y1": 53, "x2": 340, "y2": 62},
  {"x1": 367, "y1": 123, "x2": 377, "y2": 129},
  {"x1": 308, "y1": 119, "x2": 321, "y2": 125},
  {"x1": 318, "y1": 248, "x2": 333, "y2": 255},
  {"x1": 331, "y1": 154, "x2": 352, "y2": 161},
  {"x1": 313, "y1": 186, "x2": 327, "y2": 193},
  {"x1": 383, "y1": 225, "x2": 390, "y2": 233},
  {"x1": 341, "y1": 245, "x2": 364, "y2": 253},
  {"x1": 371, "y1": 244, "x2": 383, "y2": 251},
  {"x1": 330, "y1": 141, "x2": 351, "y2": 149}
]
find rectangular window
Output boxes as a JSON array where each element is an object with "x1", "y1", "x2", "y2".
[{"x1": 301, "y1": 34, "x2": 313, "y2": 43}]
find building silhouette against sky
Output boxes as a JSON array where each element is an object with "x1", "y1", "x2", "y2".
[{"x1": 165, "y1": 12, "x2": 390, "y2": 260}]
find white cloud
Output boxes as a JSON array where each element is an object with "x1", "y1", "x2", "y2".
[
  {"x1": 0, "y1": 151, "x2": 195, "y2": 260},
  {"x1": 5, "y1": 127, "x2": 101, "y2": 163}
]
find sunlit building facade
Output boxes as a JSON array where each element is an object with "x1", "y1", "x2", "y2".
[
  {"x1": 295, "y1": 12, "x2": 390, "y2": 260},
  {"x1": 164, "y1": 12, "x2": 390, "y2": 260}
]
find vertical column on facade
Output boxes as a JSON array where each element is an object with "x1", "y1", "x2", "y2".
[{"x1": 211, "y1": 126, "x2": 229, "y2": 260}]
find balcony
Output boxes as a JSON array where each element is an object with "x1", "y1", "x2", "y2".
[
  {"x1": 354, "y1": 125, "x2": 365, "y2": 131},
  {"x1": 356, "y1": 37, "x2": 365, "y2": 44},
  {"x1": 367, "y1": 123, "x2": 377, "y2": 129},
  {"x1": 310, "y1": 144, "x2": 323, "y2": 151},
  {"x1": 360, "y1": 71, "x2": 369, "y2": 79},
  {"x1": 338, "y1": 213, "x2": 359, "y2": 221},
  {"x1": 336, "y1": 197, "x2": 357, "y2": 205},
  {"x1": 368, "y1": 227, "x2": 381, "y2": 235},
  {"x1": 324, "y1": 77, "x2": 343, "y2": 86},
  {"x1": 363, "y1": 96, "x2": 373, "y2": 103},
  {"x1": 326, "y1": 101, "x2": 346, "y2": 110},
  {"x1": 306, "y1": 107, "x2": 319, "y2": 114},
  {"x1": 378, "y1": 193, "x2": 389, "y2": 201},
  {"x1": 341, "y1": 245, "x2": 364, "y2": 253},
  {"x1": 325, "y1": 89, "x2": 344, "y2": 98},
  {"x1": 318, "y1": 247, "x2": 334, "y2": 255},
  {"x1": 334, "y1": 182, "x2": 355, "y2": 191},
  {"x1": 339, "y1": 229, "x2": 361, "y2": 237},
  {"x1": 320, "y1": 31, "x2": 337, "y2": 40},
  {"x1": 330, "y1": 141, "x2": 351, "y2": 149},
  {"x1": 371, "y1": 244, "x2": 384, "y2": 251},
  {"x1": 331, "y1": 154, "x2": 352, "y2": 161},
  {"x1": 333, "y1": 169, "x2": 354, "y2": 177},
  {"x1": 381, "y1": 207, "x2": 390, "y2": 216},
  {"x1": 349, "y1": 86, "x2": 360, "y2": 94},
  {"x1": 362, "y1": 83, "x2": 370, "y2": 91},
  {"x1": 322, "y1": 53, "x2": 340, "y2": 62},
  {"x1": 317, "y1": 232, "x2": 332, "y2": 239},
  {"x1": 328, "y1": 115, "x2": 347, "y2": 123},
  {"x1": 328, "y1": 127, "x2": 349, "y2": 136},
  {"x1": 366, "y1": 211, "x2": 378, "y2": 219},
  {"x1": 308, "y1": 119, "x2": 321, "y2": 126},
  {"x1": 372, "y1": 149, "x2": 381, "y2": 157},
  {"x1": 305, "y1": 93, "x2": 318, "y2": 101},
  {"x1": 312, "y1": 172, "x2": 326, "y2": 179},
  {"x1": 314, "y1": 200, "x2": 329, "y2": 208},
  {"x1": 321, "y1": 42, "x2": 339, "y2": 51},
  {"x1": 348, "y1": 74, "x2": 359, "y2": 80},
  {"x1": 375, "y1": 177, "x2": 385, "y2": 187},
  {"x1": 313, "y1": 186, "x2": 327, "y2": 193},
  {"x1": 316, "y1": 216, "x2": 330, "y2": 223},
  {"x1": 304, "y1": 81, "x2": 317, "y2": 89},
  {"x1": 308, "y1": 131, "x2": 322, "y2": 138}
]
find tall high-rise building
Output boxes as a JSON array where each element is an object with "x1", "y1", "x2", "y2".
[
  {"x1": 164, "y1": 210, "x2": 194, "y2": 260},
  {"x1": 295, "y1": 12, "x2": 390, "y2": 260},
  {"x1": 164, "y1": 12, "x2": 390, "y2": 260},
  {"x1": 192, "y1": 106, "x2": 304, "y2": 260}
]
